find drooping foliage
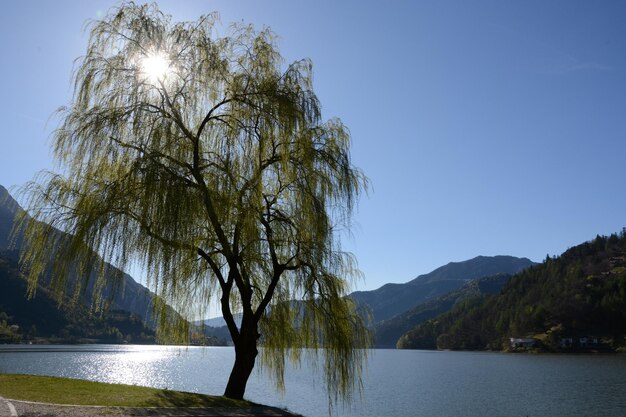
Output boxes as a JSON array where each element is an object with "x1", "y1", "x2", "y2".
[{"x1": 18, "y1": 2, "x2": 370, "y2": 401}]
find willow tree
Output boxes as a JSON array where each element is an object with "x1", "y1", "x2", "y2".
[{"x1": 18, "y1": 2, "x2": 370, "y2": 401}]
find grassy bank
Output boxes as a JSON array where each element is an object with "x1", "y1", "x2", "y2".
[{"x1": 0, "y1": 374, "x2": 250, "y2": 408}]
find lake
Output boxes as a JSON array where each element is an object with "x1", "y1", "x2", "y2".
[{"x1": 1, "y1": 345, "x2": 626, "y2": 417}]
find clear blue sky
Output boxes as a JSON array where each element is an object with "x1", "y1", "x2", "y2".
[{"x1": 1, "y1": 1, "x2": 625, "y2": 292}]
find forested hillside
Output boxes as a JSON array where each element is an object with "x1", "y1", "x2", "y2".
[
  {"x1": 398, "y1": 231, "x2": 626, "y2": 351},
  {"x1": 373, "y1": 273, "x2": 512, "y2": 347}
]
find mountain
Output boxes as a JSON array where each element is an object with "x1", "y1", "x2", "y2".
[
  {"x1": 0, "y1": 249, "x2": 157, "y2": 343},
  {"x1": 0, "y1": 185, "x2": 20, "y2": 249},
  {"x1": 397, "y1": 231, "x2": 626, "y2": 351},
  {"x1": 0, "y1": 185, "x2": 230, "y2": 344},
  {"x1": 200, "y1": 256, "x2": 535, "y2": 341},
  {"x1": 373, "y1": 273, "x2": 512, "y2": 347},
  {"x1": 0, "y1": 185, "x2": 169, "y2": 327},
  {"x1": 195, "y1": 313, "x2": 243, "y2": 329},
  {"x1": 350, "y1": 255, "x2": 535, "y2": 324}
]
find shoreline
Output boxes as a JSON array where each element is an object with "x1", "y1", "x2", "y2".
[
  {"x1": 3, "y1": 398, "x2": 302, "y2": 417},
  {"x1": 0, "y1": 374, "x2": 304, "y2": 417}
]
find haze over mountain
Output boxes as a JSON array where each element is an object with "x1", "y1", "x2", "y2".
[
  {"x1": 350, "y1": 255, "x2": 535, "y2": 324},
  {"x1": 0, "y1": 185, "x2": 173, "y2": 331},
  {"x1": 0, "y1": 185, "x2": 20, "y2": 249},
  {"x1": 196, "y1": 313, "x2": 243, "y2": 329}
]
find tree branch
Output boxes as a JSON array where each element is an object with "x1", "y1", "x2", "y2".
[
  {"x1": 198, "y1": 247, "x2": 241, "y2": 342},
  {"x1": 196, "y1": 97, "x2": 233, "y2": 139}
]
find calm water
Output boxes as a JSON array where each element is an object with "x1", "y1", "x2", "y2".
[{"x1": 1, "y1": 345, "x2": 626, "y2": 417}]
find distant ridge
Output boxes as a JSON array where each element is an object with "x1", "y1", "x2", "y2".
[
  {"x1": 196, "y1": 313, "x2": 243, "y2": 329},
  {"x1": 373, "y1": 273, "x2": 513, "y2": 347},
  {"x1": 349, "y1": 255, "x2": 535, "y2": 324}
]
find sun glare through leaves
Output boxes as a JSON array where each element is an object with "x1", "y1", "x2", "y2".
[{"x1": 139, "y1": 51, "x2": 171, "y2": 84}]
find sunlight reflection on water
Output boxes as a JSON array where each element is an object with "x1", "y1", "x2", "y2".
[
  {"x1": 0, "y1": 345, "x2": 236, "y2": 394},
  {"x1": 74, "y1": 348, "x2": 173, "y2": 387}
]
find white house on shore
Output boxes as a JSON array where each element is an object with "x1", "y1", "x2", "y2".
[
  {"x1": 579, "y1": 337, "x2": 599, "y2": 347},
  {"x1": 509, "y1": 338, "x2": 538, "y2": 348},
  {"x1": 559, "y1": 337, "x2": 573, "y2": 348}
]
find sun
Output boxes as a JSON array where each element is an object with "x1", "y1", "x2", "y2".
[{"x1": 139, "y1": 51, "x2": 171, "y2": 84}]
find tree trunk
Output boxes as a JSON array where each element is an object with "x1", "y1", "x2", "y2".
[{"x1": 224, "y1": 328, "x2": 259, "y2": 399}]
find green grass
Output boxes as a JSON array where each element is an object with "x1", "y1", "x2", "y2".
[{"x1": 0, "y1": 373, "x2": 252, "y2": 407}]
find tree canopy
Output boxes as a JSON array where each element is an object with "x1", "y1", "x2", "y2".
[{"x1": 18, "y1": 2, "x2": 370, "y2": 401}]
